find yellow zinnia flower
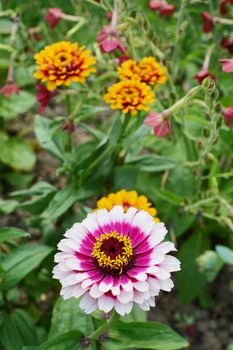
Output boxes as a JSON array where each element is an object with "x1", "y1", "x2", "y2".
[
  {"x1": 118, "y1": 57, "x2": 167, "y2": 86},
  {"x1": 34, "y1": 41, "x2": 96, "y2": 91},
  {"x1": 103, "y1": 79, "x2": 155, "y2": 116},
  {"x1": 96, "y1": 189, "x2": 160, "y2": 222}
]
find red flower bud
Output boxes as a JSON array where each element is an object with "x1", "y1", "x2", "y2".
[
  {"x1": 194, "y1": 68, "x2": 215, "y2": 85},
  {"x1": 28, "y1": 27, "x2": 41, "y2": 41},
  {"x1": 36, "y1": 83, "x2": 58, "y2": 113},
  {"x1": 220, "y1": 37, "x2": 233, "y2": 54},
  {"x1": 201, "y1": 12, "x2": 214, "y2": 33},
  {"x1": 219, "y1": 0, "x2": 233, "y2": 15},
  {"x1": 0, "y1": 81, "x2": 20, "y2": 97},
  {"x1": 144, "y1": 112, "x2": 172, "y2": 138},
  {"x1": 45, "y1": 8, "x2": 63, "y2": 28},
  {"x1": 222, "y1": 106, "x2": 233, "y2": 127},
  {"x1": 97, "y1": 26, "x2": 126, "y2": 54},
  {"x1": 219, "y1": 58, "x2": 233, "y2": 72}
]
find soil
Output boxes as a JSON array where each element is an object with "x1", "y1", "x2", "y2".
[{"x1": 150, "y1": 266, "x2": 233, "y2": 350}]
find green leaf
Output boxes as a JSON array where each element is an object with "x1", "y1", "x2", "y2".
[
  {"x1": 113, "y1": 166, "x2": 139, "y2": 191},
  {"x1": 216, "y1": 245, "x2": 233, "y2": 265},
  {"x1": 0, "y1": 309, "x2": 37, "y2": 350},
  {"x1": 169, "y1": 212, "x2": 194, "y2": 238},
  {"x1": 108, "y1": 114, "x2": 123, "y2": 146},
  {"x1": 105, "y1": 321, "x2": 189, "y2": 350},
  {"x1": 177, "y1": 231, "x2": 210, "y2": 304},
  {"x1": 11, "y1": 182, "x2": 56, "y2": 198},
  {"x1": 15, "y1": 65, "x2": 36, "y2": 87},
  {"x1": 42, "y1": 185, "x2": 98, "y2": 220},
  {"x1": 49, "y1": 297, "x2": 94, "y2": 350},
  {"x1": 34, "y1": 331, "x2": 83, "y2": 350},
  {"x1": 0, "y1": 91, "x2": 36, "y2": 119},
  {"x1": 1, "y1": 244, "x2": 53, "y2": 290},
  {"x1": 0, "y1": 227, "x2": 29, "y2": 243},
  {"x1": 121, "y1": 305, "x2": 147, "y2": 323},
  {"x1": 0, "y1": 132, "x2": 36, "y2": 171},
  {"x1": 0, "y1": 198, "x2": 18, "y2": 214},
  {"x1": 123, "y1": 125, "x2": 149, "y2": 149},
  {"x1": 34, "y1": 115, "x2": 69, "y2": 161},
  {"x1": 151, "y1": 187, "x2": 184, "y2": 206},
  {"x1": 167, "y1": 167, "x2": 194, "y2": 197},
  {"x1": 126, "y1": 154, "x2": 177, "y2": 172}
]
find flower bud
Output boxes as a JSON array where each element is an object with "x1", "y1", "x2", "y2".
[
  {"x1": 203, "y1": 127, "x2": 210, "y2": 137},
  {"x1": 196, "y1": 250, "x2": 223, "y2": 282}
]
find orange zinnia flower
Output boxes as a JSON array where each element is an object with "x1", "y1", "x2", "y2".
[
  {"x1": 96, "y1": 189, "x2": 160, "y2": 222},
  {"x1": 34, "y1": 41, "x2": 96, "y2": 91},
  {"x1": 103, "y1": 79, "x2": 155, "y2": 116},
  {"x1": 118, "y1": 57, "x2": 167, "y2": 86}
]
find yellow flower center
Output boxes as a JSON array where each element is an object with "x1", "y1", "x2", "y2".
[
  {"x1": 55, "y1": 52, "x2": 72, "y2": 66},
  {"x1": 92, "y1": 231, "x2": 133, "y2": 272}
]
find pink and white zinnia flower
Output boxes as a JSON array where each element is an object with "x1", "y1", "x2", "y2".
[{"x1": 53, "y1": 205, "x2": 180, "y2": 316}]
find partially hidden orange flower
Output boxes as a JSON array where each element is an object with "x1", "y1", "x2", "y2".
[
  {"x1": 118, "y1": 57, "x2": 167, "y2": 86},
  {"x1": 96, "y1": 189, "x2": 160, "y2": 222},
  {"x1": 34, "y1": 41, "x2": 96, "y2": 91},
  {"x1": 103, "y1": 79, "x2": 155, "y2": 116}
]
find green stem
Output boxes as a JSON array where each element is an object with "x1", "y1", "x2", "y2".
[
  {"x1": 89, "y1": 311, "x2": 120, "y2": 341},
  {"x1": 65, "y1": 94, "x2": 71, "y2": 116},
  {"x1": 164, "y1": 85, "x2": 203, "y2": 118},
  {"x1": 80, "y1": 145, "x2": 115, "y2": 183},
  {"x1": 184, "y1": 195, "x2": 217, "y2": 211},
  {"x1": 172, "y1": 0, "x2": 188, "y2": 79}
]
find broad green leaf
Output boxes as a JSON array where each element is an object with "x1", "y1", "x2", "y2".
[
  {"x1": 0, "y1": 132, "x2": 36, "y2": 171},
  {"x1": 0, "y1": 227, "x2": 29, "y2": 243},
  {"x1": 2, "y1": 171, "x2": 33, "y2": 189},
  {"x1": 122, "y1": 305, "x2": 147, "y2": 323},
  {"x1": 177, "y1": 231, "x2": 210, "y2": 304},
  {"x1": 42, "y1": 185, "x2": 98, "y2": 220},
  {"x1": 1, "y1": 244, "x2": 53, "y2": 290},
  {"x1": 169, "y1": 212, "x2": 194, "y2": 237},
  {"x1": 216, "y1": 245, "x2": 233, "y2": 265},
  {"x1": 0, "y1": 309, "x2": 37, "y2": 350},
  {"x1": 15, "y1": 65, "x2": 36, "y2": 87},
  {"x1": 49, "y1": 297, "x2": 94, "y2": 350},
  {"x1": 0, "y1": 198, "x2": 18, "y2": 214},
  {"x1": 0, "y1": 19, "x2": 12, "y2": 33},
  {"x1": 122, "y1": 125, "x2": 150, "y2": 149},
  {"x1": 113, "y1": 166, "x2": 139, "y2": 191},
  {"x1": 126, "y1": 154, "x2": 177, "y2": 172},
  {"x1": 11, "y1": 182, "x2": 56, "y2": 198},
  {"x1": 34, "y1": 331, "x2": 83, "y2": 350},
  {"x1": 34, "y1": 115, "x2": 69, "y2": 161},
  {"x1": 108, "y1": 113, "x2": 123, "y2": 146},
  {"x1": 20, "y1": 190, "x2": 56, "y2": 215},
  {"x1": 151, "y1": 187, "x2": 184, "y2": 206},
  {"x1": 105, "y1": 321, "x2": 189, "y2": 350},
  {"x1": 0, "y1": 91, "x2": 36, "y2": 119},
  {"x1": 167, "y1": 167, "x2": 194, "y2": 197},
  {"x1": 80, "y1": 123, "x2": 107, "y2": 142}
]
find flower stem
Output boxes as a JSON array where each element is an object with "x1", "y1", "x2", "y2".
[
  {"x1": 172, "y1": 0, "x2": 188, "y2": 79},
  {"x1": 89, "y1": 311, "x2": 120, "y2": 341},
  {"x1": 214, "y1": 17, "x2": 233, "y2": 25},
  {"x1": 164, "y1": 85, "x2": 203, "y2": 118},
  {"x1": 65, "y1": 94, "x2": 71, "y2": 116}
]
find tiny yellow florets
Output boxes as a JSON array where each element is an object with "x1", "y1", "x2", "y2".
[
  {"x1": 34, "y1": 41, "x2": 96, "y2": 91},
  {"x1": 96, "y1": 189, "x2": 160, "y2": 222},
  {"x1": 103, "y1": 79, "x2": 155, "y2": 116},
  {"x1": 92, "y1": 231, "x2": 133, "y2": 270},
  {"x1": 118, "y1": 57, "x2": 167, "y2": 86}
]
